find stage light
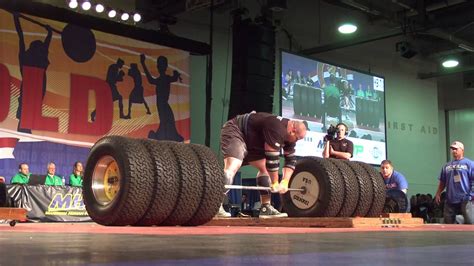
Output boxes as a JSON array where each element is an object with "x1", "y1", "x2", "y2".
[
  {"x1": 121, "y1": 12, "x2": 130, "y2": 21},
  {"x1": 133, "y1": 13, "x2": 142, "y2": 22},
  {"x1": 81, "y1": 1, "x2": 91, "y2": 11},
  {"x1": 95, "y1": 4, "x2": 105, "y2": 13},
  {"x1": 68, "y1": 0, "x2": 78, "y2": 9},
  {"x1": 338, "y1": 23, "x2": 357, "y2": 34},
  {"x1": 108, "y1": 9, "x2": 117, "y2": 18},
  {"x1": 442, "y1": 59, "x2": 459, "y2": 68}
]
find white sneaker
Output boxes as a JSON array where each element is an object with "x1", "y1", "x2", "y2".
[{"x1": 215, "y1": 205, "x2": 231, "y2": 218}]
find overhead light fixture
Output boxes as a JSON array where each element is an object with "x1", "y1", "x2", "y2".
[
  {"x1": 133, "y1": 13, "x2": 142, "y2": 22},
  {"x1": 338, "y1": 23, "x2": 357, "y2": 34},
  {"x1": 108, "y1": 9, "x2": 117, "y2": 18},
  {"x1": 81, "y1": 1, "x2": 91, "y2": 11},
  {"x1": 121, "y1": 12, "x2": 129, "y2": 21},
  {"x1": 95, "y1": 4, "x2": 105, "y2": 13},
  {"x1": 442, "y1": 59, "x2": 459, "y2": 68},
  {"x1": 267, "y1": 0, "x2": 287, "y2": 12},
  {"x1": 68, "y1": 0, "x2": 78, "y2": 9}
]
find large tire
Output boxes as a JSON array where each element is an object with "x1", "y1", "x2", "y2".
[
  {"x1": 134, "y1": 140, "x2": 180, "y2": 226},
  {"x1": 184, "y1": 144, "x2": 225, "y2": 226},
  {"x1": 83, "y1": 136, "x2": 155, "y2": 226},
  {"x1": 328, "y1": 159, "x2": 360, "y2": 217},
  {"x1": 283, "y1": 157, "x2": 344, "y2": 217},
  {"x1": 161, "y1": 142, "x2": 204, "y2": 226},
  {"x1": 357, "y1": 162, "x2": 386, "y2": 217},
  {"x1": 384, "y1": 189, "x2": 409, "y2": 213},
  {"x1": 342, "y1": 161, "x2": 373, "y2": 217}
]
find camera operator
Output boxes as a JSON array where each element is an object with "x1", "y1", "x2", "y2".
[{"x1": 322, "y1": 123, "x2": 353, "y2": 160}]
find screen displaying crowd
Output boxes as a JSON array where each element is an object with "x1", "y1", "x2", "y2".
[{"x1": 281, "y1": 51, "x2": 386, "y2": 165}]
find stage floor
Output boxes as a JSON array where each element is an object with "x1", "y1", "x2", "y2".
[{"x1": 1, "y1": 222, "x2": 473, "y2": 265}]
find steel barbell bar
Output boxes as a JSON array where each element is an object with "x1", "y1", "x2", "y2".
[{"x1": 224, "y1": 184, "x2": 306, "y2": 193}]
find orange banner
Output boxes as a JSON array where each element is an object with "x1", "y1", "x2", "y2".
[{"x1": 0, "y1": 9, "x2": 190, "y2": 147}]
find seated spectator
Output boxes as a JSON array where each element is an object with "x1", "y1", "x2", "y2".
[
  {"x1": 380, "y1": 160, "x2": 408, "y2": 193},
  {"x1": 11, "y1": 163, "x2": 30, "y2": 184},
  {"x1": 45, "y1": 162, "x2": 63, "y2": 186},
  {"x1": 69, "y1": 161, "x2": 83, "y2": 187}
]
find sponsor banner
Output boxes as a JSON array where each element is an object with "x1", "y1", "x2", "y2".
[{"x1": 7, "y1": 185, "x2": 92, "y2": 222}]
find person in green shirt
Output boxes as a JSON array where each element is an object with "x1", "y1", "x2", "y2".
[
  {"x1": 10, "y1": 163, "x2": 30, "y2": 184},
  {"x1": 44, "y1": 162, "x2": 63, "y2": 186},
  {"x1": 69, "y1": 161, "x2": 83, "y2": 187}
]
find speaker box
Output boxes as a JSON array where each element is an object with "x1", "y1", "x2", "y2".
[{"x1": 228, "y1": 18, "x2": 275, "y2": 119}]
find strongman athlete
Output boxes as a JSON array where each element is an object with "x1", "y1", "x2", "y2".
[{"x1": 219, "y1": 112, "x2": 307, "y2": 218}]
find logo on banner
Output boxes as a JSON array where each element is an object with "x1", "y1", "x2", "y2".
[{"x1": 45, "y1": 192, "x2": 88, "y2": 216}]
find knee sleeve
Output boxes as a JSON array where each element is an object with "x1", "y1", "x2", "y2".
[{"x1": 257, "y1": 175, "x2": 271, "y2": 195}]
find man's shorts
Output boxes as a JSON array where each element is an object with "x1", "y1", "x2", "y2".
[{"x1": 220, "y1": 118, "x2": 247, "y2": 161}]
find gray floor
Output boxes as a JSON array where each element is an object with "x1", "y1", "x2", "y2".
[{"x1": 1, "y1": 229, "x2": 473, "y2": 265}]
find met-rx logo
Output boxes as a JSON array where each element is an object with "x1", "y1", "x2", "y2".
[{"x1": 48, "y1": 193, "x2": 85, "y2": 210}]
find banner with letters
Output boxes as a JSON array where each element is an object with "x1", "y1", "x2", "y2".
[
  {"x1": 8, "y1": 185, "x2": 92, "y2": 222},
  {"x1": 0, "y1": 9, "x2": 190, "y2": 181}
]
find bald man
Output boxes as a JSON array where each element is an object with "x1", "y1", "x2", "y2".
[{"x1": 218, "y1": 112, "x2": 307, "y2": 218}]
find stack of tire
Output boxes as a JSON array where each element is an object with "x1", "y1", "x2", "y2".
[
  {"x1": 83, "y1": 136, "x2": 225, "y2": 226},
  {"x1": 282, "y1": 157, "x2": 386, "y2": 217}
]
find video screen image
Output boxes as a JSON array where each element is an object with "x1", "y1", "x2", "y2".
[{"x1": 281, "y1": 51, "x2": 386, "y2": 165}]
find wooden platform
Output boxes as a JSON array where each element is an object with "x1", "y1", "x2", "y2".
[
  {"x1": 205, "y1": 213, "x2": 424, "y2": 228},
  {"x1": 0, "y1": 207, "x2": 28, "y2": 221}
]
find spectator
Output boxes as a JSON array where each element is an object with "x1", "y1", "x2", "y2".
[
  {"x1": 380, "y1": 160, "x2": 408, "y2": 193},
  {"x1": 241, "y1": 193, "x2": 250, "y2": 211},
  {"x1": 69, "y1": 161, "x2": 83, "y2": 187},
  {"x1": 11, "y1": 163, "x2": 30, "y2": 184},
  {"x1": 44, "y1": 162, "x2": 63, "y2": 186},
  {"x1": 435, "y1": 141, "x2": 474, "y2": 224}
]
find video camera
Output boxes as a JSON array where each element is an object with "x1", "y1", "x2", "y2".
[{"x1": 324, "y1": 124, "x2": 339, "y2": 142}]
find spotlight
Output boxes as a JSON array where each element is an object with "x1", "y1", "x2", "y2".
[
  {"x1": 68, "y1": 0, "x2": 78, "y2": 9},
  {"x1": 121, "y1": 12, "x2": 129, "y2": 21},
  {"x1": 81, "y1": 1, "x2": 91, "y2": 11},
  {"x1": 133, "y1": 13, "x2": 142, "y2": 22},
  {"x1": 338, "y1": 23, "x2": 357, "y2": 34},
  {"x1": 442, "y1": 59, "x2": 459, "y2": 68},
  {"x1": 108, "y1": 9, "x2": 117, "y2": 18},
  {"x1": 95, "y1": 4, "x2": 105, "y2": 13}
]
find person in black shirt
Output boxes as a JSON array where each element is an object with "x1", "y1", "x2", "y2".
[{"x1": 322, "y1": 122, "x2": 353, "y2": 160}]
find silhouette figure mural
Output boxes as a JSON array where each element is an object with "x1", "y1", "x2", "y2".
[
  {"x1": 140, "y1": 54, "x2": 183, "y2": 142},
  {"x1": 14, "y1": 13, "x2": 52, "y2": 133},
  {"x1": 91, "y1": 58, "x2": 126, "y2": 121},
  {"x1": 125, "y1": 63, "x2": 151, "y2": 119},
  {"x1": 12, "y1": 12, "x2": 96, "y2": 132}
]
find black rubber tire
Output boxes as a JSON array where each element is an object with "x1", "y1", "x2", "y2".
[
  {"x1": 356, "y1": 162, "x2": 386, "y2": 217},
  {"x1": 83, "y1": 136, "x2": 155, "y2": 226},
  {"x1": 161, "y1": 142, "x2": 204, "y2": 226},
  {"x1": 341, "y1": 161, "x2": 373, "y2": 217},
  {"x1": 384, "y1": 189, "x2": 409, "y2": 213},
  {"x1": 282, "y1": 157, "x2": 344, "y2": 217},
  {"x1": 184, "y1": 143, "x2": 225, "y2": 226},
  {"x1": 328, "y1": 159, "x2": 360, "y2": 217},
  {"x1": 134, "y1": 140, "x2": 180, "y2": 226}
]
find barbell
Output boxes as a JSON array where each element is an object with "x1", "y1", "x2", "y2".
[
  {"x1": 82, "y1": 136, "x2": 385, "y2": 227},
  {"x1": 224, "y1": 184, "x2": 306, "y2": 193}
]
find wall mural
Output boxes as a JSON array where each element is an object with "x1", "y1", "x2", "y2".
[{"x1": 0, "y1": 9, "x2": 190, "y2": 182}]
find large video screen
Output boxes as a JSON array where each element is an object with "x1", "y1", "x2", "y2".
[{"x1": 281, "y1": 51, "x2": 386, "y2": 165}]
